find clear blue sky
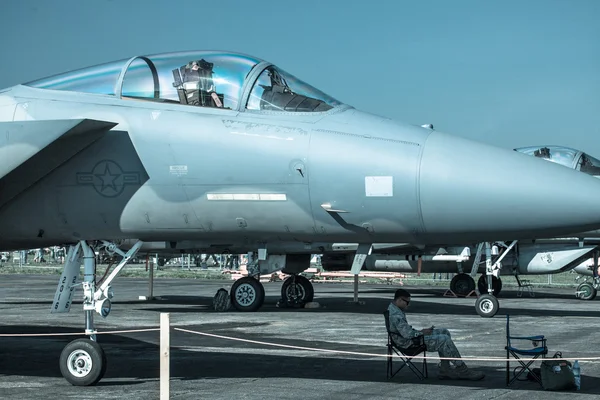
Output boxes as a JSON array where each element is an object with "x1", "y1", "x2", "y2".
[{"x1": 1, "y1": 0, "x2": 598, "y2": 154}]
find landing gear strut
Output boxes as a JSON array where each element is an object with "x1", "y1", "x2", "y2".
[
  {"x1": 53, "y1": 240, "x2": 142, "y2": 386},
  {"x1": 473, "y1": 240, "x2": 517, "y2": 318},
  {"x1": 477, "y1": 275, "x2": 502, "y2": 296}
]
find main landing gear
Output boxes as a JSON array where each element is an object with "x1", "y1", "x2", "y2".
[
  {"x1": 230, "y1": 276, "x2": 265, "y2": 312},
  {"x1": 228, "y1": 251, "x2": 316, "y2": 311},
  {"x1": 229, "y1": 252, "x2": 266, "y2": 312},
  {"x1": 51, "y1": 240, "x2": 143, "y2": 386},
  {"x1": 449, "y1": 274, "x2": 476, "y2": 296},
  {"x1": 281, "y1": 275, "x2": 314, "y2": 307}
]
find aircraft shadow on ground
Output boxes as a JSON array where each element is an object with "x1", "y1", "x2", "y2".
[
  {"x1": 3, "y1": 291, "x2": 597, "y2": 318},
  {"x1": 136, "y1": 293, "x2": 600, "y2": 319},
  {"x1": 316, "y1": 286, "x2": 587, "y2": 301},
  {"x1": 0, "y1": 325, "x2": 597, "y2": 393}
]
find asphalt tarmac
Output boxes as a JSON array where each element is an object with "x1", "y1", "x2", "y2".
[{"x1": 1, "y1": 274, "x2": 599, "y2": 399}]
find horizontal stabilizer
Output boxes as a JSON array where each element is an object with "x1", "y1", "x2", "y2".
[{"x1": 0, "y1": 118, "x2": 118, "y2": 209}]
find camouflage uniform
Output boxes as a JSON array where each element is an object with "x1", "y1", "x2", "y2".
[{"x1": 387, "y1": 302, "x2": 464, "y2": 366}]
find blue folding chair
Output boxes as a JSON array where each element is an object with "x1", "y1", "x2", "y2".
[{"x1": 505, "y1": 314, "x2": 548, "y2": 386}]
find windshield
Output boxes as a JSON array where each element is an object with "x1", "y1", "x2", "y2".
[
  {"x1": 514, "y1": 146, "x2": 580, "y2": 169},
  {"x1": 579, "y1": 153, "x2": 600, "y2": 176},
  {"x1": 246, "y1": 65, "x2": 340, "y2": 112}
]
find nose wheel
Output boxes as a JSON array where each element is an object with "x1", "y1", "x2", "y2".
[
  {"x1": 59, "y1": 338, "x2": 107, "y2": 386},
  {"x1": 475, "y1": 294, "x2": 499, "y2": 318},
  {"x1": 575, "y1": 282, "x2": 597, "y2": 300}
]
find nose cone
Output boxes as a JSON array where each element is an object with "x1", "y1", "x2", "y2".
[{"x1": 419, "y1": 131, "x2": 600, "y2": 242}]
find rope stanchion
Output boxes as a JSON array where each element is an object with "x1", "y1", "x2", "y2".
[{"x1": 174, "y1": 327, "x2": 600, "y2": 363}]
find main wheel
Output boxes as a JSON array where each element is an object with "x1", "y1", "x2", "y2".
[
  {"x1": 230, "y1": 277, "x2": 265, "y2": 312},
  {"x1": 59, "y1": 338, "x2": 106, "y2": 386},
  {"x1": 450, "y1": 273, "x2": 476, "y2": 296},
  {"x1": 281, "y1": 275, "x2": 314, "y2": 306},
  {"x1": 576, "y1": 282, "x2": 597, "y2": 300},
  {"x1": 475, "y1": 294, "x2": 499, "y2": 318},
  {"x1": 478, "y1": 275, "x2": 502, "y2": 296}
]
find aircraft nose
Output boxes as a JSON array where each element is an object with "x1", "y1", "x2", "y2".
[{"x1": 418, "y1": 131, "x2": 600, "y2": 241}]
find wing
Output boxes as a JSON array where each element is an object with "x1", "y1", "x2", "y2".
[{"x1": 0, "y1": 119, "x2": 118, "y2": 209}]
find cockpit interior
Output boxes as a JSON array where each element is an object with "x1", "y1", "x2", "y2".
[
  {"x1": 24, "y1": 51, "x2": 341, "y2": 113},
  {"x1": 515, "y1": 145, "x2": 600, "y2": 176}
]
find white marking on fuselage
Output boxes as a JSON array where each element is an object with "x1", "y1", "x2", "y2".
[
  {"x1": 151, "y1": 110, "x2": 161, "y2": 120},
  {"x1": 207, "y1": 193, "x2": 287, "y2": 201},
  {"x1": 169, "y1": 165, "x2": 188, "y2": 176},
  {"x1": 365, "y1": 176, "x2": 393, "y2": 197},
  {"x1": 230, "y1": 131, "x2": 294, "y2": 141}
]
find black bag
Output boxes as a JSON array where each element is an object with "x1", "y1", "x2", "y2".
[
  {"x1": 540, "y1": 352, "x2": 576, "y2": 391},
  {"x1": 212, "y1": 288, "x2": 231, "y2": 312}
]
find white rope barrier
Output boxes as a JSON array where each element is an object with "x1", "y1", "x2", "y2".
[
  {"x1": 173, "y1": 327, "x2": 600, "y2": 363},
  {"x1": 0, "y1": 327, "x2": 160, "y2": 337},
  {"x1": 2, "y1": 323, "x2": 599, "y2": 364}
]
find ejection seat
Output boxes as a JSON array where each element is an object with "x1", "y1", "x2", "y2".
[{"x1": 172, "y1": 60, "x2": 225, "y2": 108}]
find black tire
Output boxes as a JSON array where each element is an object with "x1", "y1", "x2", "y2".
[
  {"x1": 230, "y1": 277, "x2": 265, "y2": 312},
  {"x1": 478, "y1": 275, "x2": 503, "y2": 296},
  {"x1": 281, "y1": 275, "x2": 314, "y2": 306},
  {"x1": 59, "y1": 338, "x2": 106, "y2": 386},
  {"x1": 576, "y1": 282, "x2": 597, "y2": 300},
  {"x1": 450, "y1": 274, "x2": 476, "y2": 296},
  {"x1": 475, "y1": 294, "x2": 499, "y2": 318}
]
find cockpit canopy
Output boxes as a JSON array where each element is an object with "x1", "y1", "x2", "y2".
[
  {"x1": 24, "y1": 51, "x2": 341, "y2": 113},
  {"x1": 515, "y1": 145, "x2": 600, "y2": 176}
]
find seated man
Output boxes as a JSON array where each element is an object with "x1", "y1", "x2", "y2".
[{"x1": 387, "y1": 288, "x2": 485, "y2": 380}]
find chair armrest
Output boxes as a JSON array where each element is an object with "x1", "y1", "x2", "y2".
[{"x1": 509, "y1": 335, "x2": 544, "y2": 341}]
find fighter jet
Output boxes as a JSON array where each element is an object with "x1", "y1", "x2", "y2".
[
  {"x1": 514, "y1": 145, "x2": 600, "y2": 300},
  {"x1": 118, "y1": 145, "x2": 600, "y2": 319},
  {"x1": 319, "y1": 146, "x2": 600, "y2": 311},
  {"x1": 572, "y1": 259, "x2": 600, "y2": 300},
  {"x1": 3, "y1": 50, "x2": 600, "y2": 385}
]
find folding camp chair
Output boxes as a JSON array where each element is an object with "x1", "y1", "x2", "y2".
[
  {"x1": 383, "y1": 310, "x2": 428, "y2": 380},
  {"x1": 505, "y1": 314, "x2": 548, "y2": 386}
]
